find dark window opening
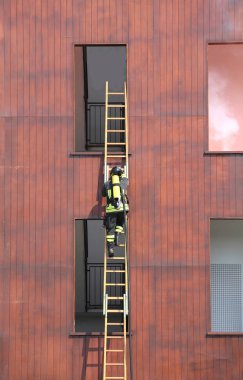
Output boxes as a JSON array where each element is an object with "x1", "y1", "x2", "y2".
[
  {"x1": 74, "y1": 45, "x2": 127, "y2": 151},
  {"x1": 75, "y1": 219, "x2": 126, "y2": 333}
]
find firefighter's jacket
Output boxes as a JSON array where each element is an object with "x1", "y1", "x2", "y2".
[{"x1": 102, "y1": 175, "x2": 129, "y2": 213}]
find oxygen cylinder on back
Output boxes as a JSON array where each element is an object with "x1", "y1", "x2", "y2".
[{"x1": 111, "y1": 174, "x2": 121, "y2": 207}]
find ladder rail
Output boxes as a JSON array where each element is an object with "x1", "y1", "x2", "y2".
[
  {"x1": 123, "y1": 293, "x2": 127, "y2": 380},
  {"x1": 103, "y1": 238, "x2": 108, "y2": 380},
  {"x1": 104, "y1": 81, "x2": 109, "y2": 182},
  {"x1": 124, "y1": 82, "x2": 129, "y2": 178},
  {"x1": 122, "y1": 197, "x2": 133, "y2": 380}
]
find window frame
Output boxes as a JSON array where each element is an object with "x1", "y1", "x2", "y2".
[
  {"x1": 207, "y1": 217, "x2": 243, "y2": 336},
  {"x1": 205, "y1": 41, "x2": 243, "y2": 155},
  {"x1": 72, "y1": 217, "x2": 105, "y2": 334},
  {"x1": 71, "y1": 217, "x2": 129, "y2": 337},
  {"x1": 73, "y1": 43, "x2": 128, "y2": 154}
]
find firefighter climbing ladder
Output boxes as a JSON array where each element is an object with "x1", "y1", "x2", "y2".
[{"x1": 103, "y1": 81, "x2": 131, "y2": 380}]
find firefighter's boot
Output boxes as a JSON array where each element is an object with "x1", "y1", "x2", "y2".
[
  {"x1": 107, "y1": 243, "x2": 114, "y2": 257},
  {"x1": 115, "y1": 232, "x2": 119, "y2": 246}
]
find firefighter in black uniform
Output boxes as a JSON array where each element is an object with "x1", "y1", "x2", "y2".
[{"x1": 102, "y1": 166, "x2": 129, "y2": 257}]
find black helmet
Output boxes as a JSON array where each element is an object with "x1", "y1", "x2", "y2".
[{"x1": 110, "y1": 166, "x2": 123, "y2": 176}]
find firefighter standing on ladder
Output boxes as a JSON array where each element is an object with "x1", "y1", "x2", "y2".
[{"x1": 102, "y1": 166, "x2": 129, "y2": 257}]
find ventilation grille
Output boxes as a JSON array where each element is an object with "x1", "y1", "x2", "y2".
[{"x1": 211, "y1": 263, "x2": 242, "y2": 332}]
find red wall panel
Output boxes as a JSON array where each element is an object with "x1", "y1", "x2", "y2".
[{"x1": 1, "y1": 0, "x2": 243, "y2": 379}]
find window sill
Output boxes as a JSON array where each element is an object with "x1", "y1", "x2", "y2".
[
  {"x1": 69, "y1": 151, "x2": 132, "y2": 157},
  {"x1": 206, "y1": 332, "x2": 243, "y2": 337},
  {"x1": 69, "y1": 332, "x2": 104, "y2": 337},
  {"x1": 69, "y1": 332, "x2": 131, "y2": 337},
  {"x1": 204, "y1": 151, "x2": 243, "y2": 156},
  {"x1": 69, "y1": 151, "x2": 104, "y2": 157}
]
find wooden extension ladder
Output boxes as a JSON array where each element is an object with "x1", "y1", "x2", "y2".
[
  {"x1": 103, "y1": 81, "x2": 130, "y2": 380},
  {"x1": 103, "y1": 81, "x2": 129, "y2": 182}
]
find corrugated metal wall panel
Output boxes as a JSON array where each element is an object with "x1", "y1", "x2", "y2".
[{"x1": 1, "y1": 0, "x2": 243, "y2": 379}]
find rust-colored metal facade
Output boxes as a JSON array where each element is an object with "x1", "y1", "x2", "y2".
[{"x1": 1, "y1": 1, "x2": 243, "y2": 379}]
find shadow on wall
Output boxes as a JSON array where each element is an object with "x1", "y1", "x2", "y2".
[
  {"x1": 81, "y1": 336, "x2": 103, "y2": 380},
  {"x1": 89, "y1": 156, "x2": 105, "y2": 219}
]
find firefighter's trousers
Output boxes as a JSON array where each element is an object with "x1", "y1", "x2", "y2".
[{"x1": 105, "y1": 212, "x2": 125, "y2": 245}]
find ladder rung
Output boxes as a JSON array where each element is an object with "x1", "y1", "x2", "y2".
[
  {"x1": 106, "y1": 336, "x2": 124, "y2": 339},
  {"x1": 106, "y1": 283, "x2": 125, "y2": 286},
  {"x1": 106, "y1": 349, "x2": 124, "y2": 352},
  {"x1": 108, "y1": 105, "x2": 125, "y2": 107},
  {"x1": 107, "y1": 257, "x2": 125, "y2": 260},
  {"x1": 107, "y1": 323, "x2": 124, "y2": 325},
  {"x1": 107, "y1": 142, "x2": 126, "y2": 145},
  {"x1": 107, "y1": 130, "x2": 126, "y2": 132},
  {"x1": 107, "y1": 310, "x2": 124, "y2": 313},
  {"x1": 108, "y1": 297, "x2": 124, "y2": 300},
  {"x1": 106, "y1": 363, "x2": 124, "y2": 366},
  {"x1": 107, "y1": 155, "x2": 126, "y2": 158},
  {"x1": 107, "y1": 296, "x2": 123, "y2": 300},
  {"x1": 106, "y1": 270, "x2": 125, "y2": 273},
  {"x1": 108, "y1": 92, "x2": 124, "y2": 95},
  {"x1": 107, "y1": 117, "x2": 125, "y2": 120}
]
